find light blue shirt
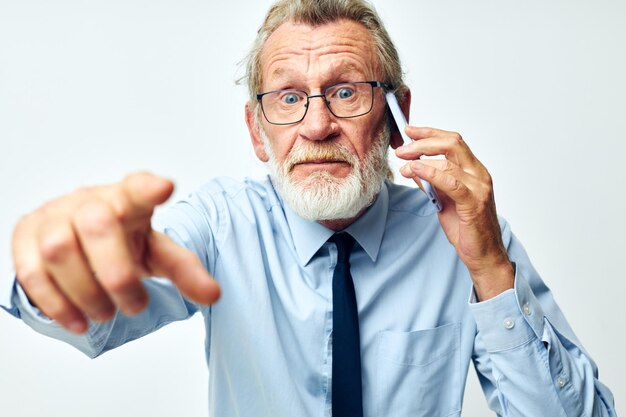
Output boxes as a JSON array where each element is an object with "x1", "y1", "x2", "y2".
[{"x1": 1, "y1": 177, "x2": 616, "y2": 417}]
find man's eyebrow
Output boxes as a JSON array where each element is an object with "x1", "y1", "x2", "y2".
[
  {"x1": 269, "y1": 66, "x2": 292, "y2": 81},
  {"x1": 326, "y1": 62, "x2": 363, "y2": 78}
]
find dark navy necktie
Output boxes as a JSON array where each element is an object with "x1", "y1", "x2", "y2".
[{"x1": 331, "y1": 233, "x2": 363, "y2": 417}]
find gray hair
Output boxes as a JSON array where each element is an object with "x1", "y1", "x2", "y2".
[{"x1": 241, "y1": 0, "x2": 407, "y2": 104}]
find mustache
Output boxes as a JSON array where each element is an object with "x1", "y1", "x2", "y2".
[{"x1": 285, "y1": 142, "x2": 355, "y2": 171}]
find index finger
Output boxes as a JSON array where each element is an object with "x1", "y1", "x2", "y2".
[
  {"x1": 147, "y1": 231, "x2": 221, "y2": 305},
  {"x1": 399, "y1": 127, "x2": 483, "y2": 174}
]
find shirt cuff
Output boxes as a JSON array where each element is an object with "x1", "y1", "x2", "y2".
[
  {"x1": 0, "y1": 274, "x2": 19, "y2": 317},
  {"x1": 0, "y1": 273, "x2": 56, "y2": 323},
  {"x1": 468, "y1": 266, "x2": 546, "y2": 352},
  {"x1": 14, "y1": 281, "x2": 56, "y2": 323}
]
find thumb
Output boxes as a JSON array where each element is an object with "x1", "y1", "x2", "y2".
[
  {"x1": 121, "y1": 171, "x2": 175, "y2": 212},
  {"x1": 398, "y1": 162, "x2": 426, "y2": 193},
  {"x1": 104, "y1": 172, "x2": 175, "y2": 229},
  {"x1": 146, "y1": 231, "x2": 221, "y2": 305}
]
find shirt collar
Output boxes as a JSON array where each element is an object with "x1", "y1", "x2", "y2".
[
  {"x1": 345, "y1": 182, "x2": 388, "y2": 262},
  {"x1": 282, "y1": 182, "x2": 389, "y2": 266}
]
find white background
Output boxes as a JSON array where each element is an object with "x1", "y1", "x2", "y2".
[{"x1": 0, "y1": 1, "x2": 624, "y2": 416}]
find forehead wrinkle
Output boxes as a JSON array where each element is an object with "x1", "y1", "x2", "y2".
[
  {"x1": 267, "y1": 51, "x2": 310, "y2": 81},
  {"x1": 260, "y1": 21, "x2": 378, "y2": 90},
  {"x1": 265, "y1": 48, "x2": 374, "y2": 88}
]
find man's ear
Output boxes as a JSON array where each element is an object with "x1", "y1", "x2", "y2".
[
  {"x1": 389, "y1": 89, "x2": 411, "y2": 150},
  {"x1": 245, "y1": 102, "x2": 269, "y2": 162}
]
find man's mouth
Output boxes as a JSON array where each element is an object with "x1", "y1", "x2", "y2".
[
  {"x1": 283, "y1": 142, "x2": 355, "y2": 174},
  {"x1": 290, "y1": 158, "x2": 350, "y2": 172},
  {"x1": 298, "y1": 158, "x2": 347, "y2": 164}
]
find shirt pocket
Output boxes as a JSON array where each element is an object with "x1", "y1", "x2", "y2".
[{"x1": 375, "y1": 322, "x2": 462, "y2": 417}]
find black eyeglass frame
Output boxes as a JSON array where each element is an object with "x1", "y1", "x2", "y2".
[{"x1": 256, "y1": 81, "x2": 393, "y2": 126}]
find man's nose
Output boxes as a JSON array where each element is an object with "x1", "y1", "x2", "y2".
[{"x1": 299, "y1": 95, "x2": 337, "y2": 141}]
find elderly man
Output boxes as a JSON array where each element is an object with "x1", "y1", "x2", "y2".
[{"x1": 1, "y1": 0, "x2": 616, "y2": 416}]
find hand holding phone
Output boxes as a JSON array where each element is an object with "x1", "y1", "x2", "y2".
[{"x1": 385, "y1": 92, "x2": 443, "y2": 212}]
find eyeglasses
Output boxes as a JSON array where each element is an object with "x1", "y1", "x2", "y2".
[{"x1": 256, "y1": 81, "x2": 392, "y2": 125}]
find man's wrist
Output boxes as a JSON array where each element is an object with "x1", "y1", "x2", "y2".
[{"x1": 470, "y1": 257, "x2": 515, "y2": 302}]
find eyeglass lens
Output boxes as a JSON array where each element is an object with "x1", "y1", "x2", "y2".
[{"x1": 260, "y1": 82, "x2": 375, "y2": 125}]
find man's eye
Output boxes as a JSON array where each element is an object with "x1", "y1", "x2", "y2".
[
  {"x1": 281, "y1": 93, "x2": 300, "y2": 104},
  {"x1": 336, "y1": 87, "x2": 355, "y2": 99}
]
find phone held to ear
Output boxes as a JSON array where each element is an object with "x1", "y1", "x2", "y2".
[{"x1": 385, "y1": 92, "x2": 443, "y2": 212}]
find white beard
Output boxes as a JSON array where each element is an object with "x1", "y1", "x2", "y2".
[{"x1": 260, "y1": 122, "x2": 391, "y2": 222}]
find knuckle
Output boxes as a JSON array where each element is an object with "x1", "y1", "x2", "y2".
[
  {"x1": 113, "y1": 189, "x2": 135, "y2": 223},
  {"x1": 39, "y1": 192, "x2": 83, "y2": 218},
  {"x1": 16, "y1": 265, "x2": 44, "y2": 289},
  {"x1": 423, "y1": 128, "x2": 435, "y2": 137},
  {"x1": 446, "y1": 133, "x2": 464, "y2": 149},
  {"x1": 73, "y1": 285, "x2": 105, "y2": 307},
  {"x1": 39, "y1": 229, "x2": 78, "y2": 263},
  {"x1": 101, "y1": 269, "x2": 137, "y2": 294},
  {"x1": 74, "y1": 202, "x2": 117, "y2": 235},
  {"x1": 44, "y1": 301, "x2": 74, "y2": 322},
  {"x1": 445, "y1": 175, "x2": 461, "y2": 191},
  {"x1": 484, "y1": 171, "x2": 494, "y2": 186},
  {"x1": 441, "y1": 159, "x2": 454, "y2": 172}
]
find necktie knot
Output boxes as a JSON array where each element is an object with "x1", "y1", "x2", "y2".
[{"x1": 332, "y1": 232, "x2": 355, "y2": 265}]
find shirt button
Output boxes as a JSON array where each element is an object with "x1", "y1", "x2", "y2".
[
  {"x1": 557, "y1": 377, "x2": 566, "y2": 388},
  {"x1": 523, "y1": 303, "x2": 531, "y2": 316},
  {"x1": 503, "y1": 318, "x2": 515, "y2": 329}
]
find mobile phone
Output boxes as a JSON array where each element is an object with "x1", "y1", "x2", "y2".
[{"x1": 385, "y1": 92, "x2": 443, "y2": 212}]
